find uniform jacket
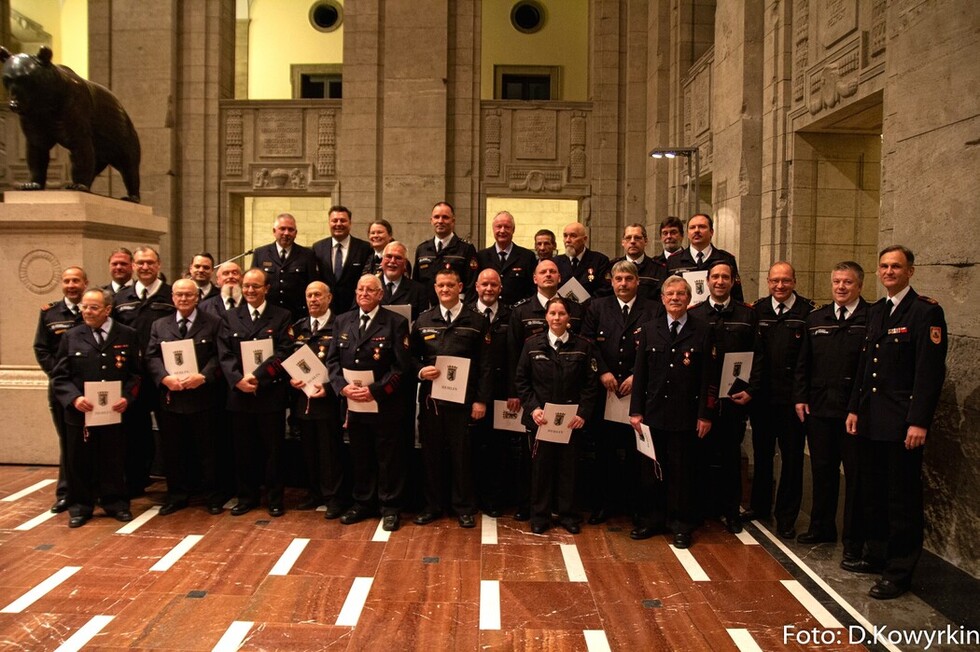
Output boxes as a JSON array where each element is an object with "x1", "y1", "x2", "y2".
[
  {"x1": 251, "y1": 243, "x2": 319, "y2": 320},
  {"x1": 581, "y1": 294, "x2": 660, "y2": 383},
  {"x1": 513, "y1": 332, "x2": 600, "y2": 431},
  {"x1": 507, "y1": 295, "x2": 584, "y2": 397},
  {"x1": 412, "y1": 234, "x2": 479, "y2": 303},
  {"x1": 793, "y1": 299, "x2": 869, "y2": 419},
  {"x1": 690, "y1": 299, "x2": 763, "y2": 400},
  {"x1": 288, "y1": 313, "x2": 340, "y2": 420},
  {"x1": 34, "y1": 300, "x2": 83, "y2": 376},
  {"x1": 555, "y1": 248, "x2": 611, "y2": 300},
  {"x1": 112, "y1": 282, "x2": 176, "y2": 351},
  {"x1": 848, "y1": 289, "x2": 947, "y2": 441},
  {"x1": 145, "y1": 310, "x2": 224, "y2": 414},
  {"x1": 475, "y1": 244, "x2": 538, "y2": 307},
  {"x1": 466, "y1": 301, "x2": 512, "y2": 399},
  {"x1": 313, "y1": 236, "x2": 374, "y2": 315},
  {"x1": 630, "y1": 314, "x2": 719, "y2": 431},
  {"x1": 51, "y1": 321, "x2": 142, "y2": 427},
  {"x1": 381, "y1": 274, "x2": 430, "y2": 321},
  {"x1": 410, "y1": 305, "x2": 493, "y2": 405},
  {"x1": 198, "y1": 284, "x2": 221, "y2": 302},
  {"x1": 326, "y1": 307, "x2": 411, "y2": 408},
  {"x1": 668, "y1": 247, "x2": 744, "y2": 302},
  {"x1": 199, "y1": 293, "x2": 242, "y2": 321},
  {"x1": 217, "y1": 302, "x2": 293, "y2": 413},
  {"x1": 754, "y1": 293, "x2": 815, "y2": 405}
]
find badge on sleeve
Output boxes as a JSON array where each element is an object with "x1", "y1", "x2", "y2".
[{"x1": 930, "y1": 326, "x2": 942, "y2": 345}]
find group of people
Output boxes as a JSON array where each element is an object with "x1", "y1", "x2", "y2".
[{"x1": 33, "y1": 201, "x2": 946, "y2": 601}]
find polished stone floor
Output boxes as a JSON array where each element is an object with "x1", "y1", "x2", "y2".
[{"x1": 0, "y1": 465, "x2": 975, "y2": 651}]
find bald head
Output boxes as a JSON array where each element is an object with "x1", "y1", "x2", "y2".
[
  {"x1": 562, "y1": 223, "x2": 588, "y2": 258},
  {"x1": 305, "y1": 281, "x2": 332, "y2": 318}
]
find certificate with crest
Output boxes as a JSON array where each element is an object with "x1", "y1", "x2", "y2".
[
  {"x1": 282, "y1": 345, "x2": 329, "y2": 398},
  {"x1": 343, "y1": 369, "x2": 379, "y2": 413},
  {"x1": 720, "y1": 352, "x2": 754, "y2": 397},
  {"x1": 493, "y1": 400, "x2": 526, "y2": 433},
  {"x1": 557, "y1": 277, "x2": 591, "y2": 304},
  {"x1": 635, "y1": 423, "x2": 657, "y2": 461},
  {"x1": 383, "y1": 304, "x2": 413, "y2": 328},
  {"x1": 160, "y1": 339, "x2": 199, "y2": 378},
  {"x1": 83, "y1": 381, "x2": 122, "y2": 427},
  {"x1": 431, "y1": 355, "x2": 470, "y2": 404},
  {"x1": 535, "y1": 402, "x2": 577, "y2": 444},
  {"x1": 682, "y1": 270, "x2": 709, "y2": 305},
  {"x1": 603, "y1": 390, "x2": 631, "y2": 424},
  {"x1": 240, "y1": 339, "x2": 273, "y2": 376}
]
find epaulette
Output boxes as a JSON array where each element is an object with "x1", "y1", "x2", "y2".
[
  {"x1": 41, "y1": 301, "x2": 58, "y2": 311},
  {"x1": 742, "y1": 302, "x2": 753, "y2": 309},
  {"x1": 512, "y1": 296, "x2": 533, "y2": 307},
  {"x1": 805, "y1": 297, "x2": 817, "y2": 308},
  {"x1": 917, "y1": 295, "x2": 939, "y2": 305},
  {"x1": 752, "y1": 297, "x2": 767, "y2": 307}
]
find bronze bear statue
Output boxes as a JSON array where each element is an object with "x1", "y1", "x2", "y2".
[{"x1": 1, "y1": 46, "x2": 141, "y2": 202}]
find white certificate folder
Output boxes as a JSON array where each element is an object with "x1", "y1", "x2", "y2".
[
  {"x1": 431, "y1": 355, "x2": 470, "y2": 404},
  {"x1": 83, "y1": 381, "x2": 122, "y2": 427},
  {"x1": 161, "y1": 339, "x2": 199, "y2": 378},
  {"x1": 240, "y1": 339, "x2": 273, "y2": 376},
  {"x1": 282, "y1": 345, "x2": 329, "y2": 397}
]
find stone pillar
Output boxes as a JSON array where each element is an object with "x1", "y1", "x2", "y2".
[
  {"x1": 446, "y1": 0, "x2": 482, "y2": 241},
  {"x1": 644, "y1": 0, "x2": 672, "y2": 246},
  {"x1": 0, "y1": 192, "x2": 167, "y2": 464}
]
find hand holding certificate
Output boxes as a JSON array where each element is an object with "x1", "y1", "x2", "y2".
[
  {"x1": 240, "y1": 339, "x2": 273, "y2": 376},
  {"x1": 343, "y1": 369, "x2": 378, "y2": 413},
  {"x1": 535, "y1": 402, "x2": 579, "y2": 444},
  {"x1": 282, "y1": 345, "x2": 329, "y2": 398},
  {"x1": 603, "y1": 390, "x2": 631, "y2": 424},
  {"x1": 431, "y1": 355, "x2": 470, "y2": 404},
  {"x1": 83, "y1": 381, "x2": 123, "y2": 426},
  {"x1": 720, "y1": 352, "x2": 753, "y2": 397},
  {"x1": 493, "y1": 400, "x2": 525, "y2": 432},
  {"x1": 635, "y1": 423, "x2": 657, "y2": 461}
]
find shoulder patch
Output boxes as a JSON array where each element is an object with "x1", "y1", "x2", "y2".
[
  {"x1": 41, "y1": 301, "x2": 57, "y2": 311},
  {"x1": 512, "y1": 296, "x2": 532, "y2": 307},
  {"x1": 918, "y1": 295, "x2": 939, "y2": 305}
]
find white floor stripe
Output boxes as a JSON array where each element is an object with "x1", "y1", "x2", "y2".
[
  {"x1": 727, "y1": 628, "x2": 763, "y2": 652},
  {"x1": 481, "y1": 515, "x2": 497, "y2": 545},
  {"x1": 14, "y1": 509, "x2": 58, "y2": 531},
  {"x1": 751, "y1": 523, "x2": 901, "y2": 652},
  {"x1": 269, "y1": 538, "x2": 309, "y2": 576},
  {"x1": 336, "y1": 577, "x2": 373, "y2": 627},
  {"x1": 55, "y1": 614, "x2": 114, "y2": 652},
  {"x1": 2, "y1": 479, "x2": 56, "y2": 502},
  {"x1": 781, "y1": 579, "x2": 843, "y2": 629},
  {"x1": 669, "y1": 544, "x2": 710, "y2": 582},
  {"x1": 371, "y1": 520, "x2": 391, "y2": 543},
  {"x1": 479, "y1": 580, "x2": 501, "y2": 630},
  {"x1": 560, "y1": 543, "x2": 588, "y2": 582},
  {"x1": 150, "y1": 535, "x2": 204, "y2": 572},
  {"x1": 583, "y1": 629, "x2": 611, "y2": 652},
  {"x1": 735, "y1": 529, "x2": 759, "y2": 545},
  {"x1": 212, "y1": 620, "x2": 253, "y2": 652},
  {"x1": 0, "y1": 566, "x2": 81, "y2": 613},
  {"x1": 115, "y1": 506, "x2": 159, "y2": 534}
]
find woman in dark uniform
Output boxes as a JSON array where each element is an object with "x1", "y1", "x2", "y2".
[{"x1": 514, "y1": 296, "x2": 599, "y2": 534}]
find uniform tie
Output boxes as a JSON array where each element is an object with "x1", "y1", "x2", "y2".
[
  {"x1": 622, "y1": 304, "x2": 630, "y2": 320},
  {"x1": 444, "y1": 310, "x2": 453, "y2": 327},
  {"x1": 696, "y1": 251, "x2": 705, "y2": 266},
  {"x1": 670, "y1": 320, "x2": 680, "y2": 340},
  {"x1": 776, "y1": 302, "x2": 785, "y2": 317},
  {"x1": 436, "y1": 240, "x2": 443, "y2": 254},
  {"x1": 715, "y1": 303, "x2": 725, "y2": 313},
  {"x1": 141, "y1": 288, "x2": 149, "y2": 302},
  {"x1": 252, "y1": 309, "x2": 260, "y2": 322},
  {"x1": 334, "y1": 243, "x2": 344, "y2": 278},
  {"x1": 226, "y1": 297, "x2": 235, "y2": 311},
  {"x1": 93, "y1": 328, "x2": 105, "y2": 346},
  {"x1": 359, "y1": 314, "x2": 370, "y2": 335},
  {"x1": 484, "y1": 307, "x2": 493, "y2": 322},
  {"x1": 279, "y1": 248, "x2": 287, "y2": 264},
  {"x1": 570, "y1": 257, "x2": 579, "y2": 271},
  {"x1": 838, "y1": 306, "x2": 847, "y2": 323},
  {"x1": 178, "y1": 318, "x2": 188, "y2": 338},
  {"x1": 386, "y1": 281, "x2": 395, "y2": 299},
  {"x1": 498, "y1": 250, "x2": 507, "y2": 264},
  {"x1": 70, "y1": 305, "x2": 80, "y2": 318},
  {"x1": 311, "y1": 319, "x2": 320, "y2": 333}
]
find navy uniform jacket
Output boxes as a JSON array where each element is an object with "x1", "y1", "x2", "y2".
[
  {"x1": 475, "y1": 244, "x2": 537, "y2": 307},
  {"x1": 145, "y1": 310, "x2": 224, "y2": 414},
  {"x1": 112, "y1": 283, "x2": 176, "y2": 351},
  {"x1": 381, "y1": 275, "x2": 430, "y2": 321},
  {"x1": 668, "y1": 247, "x2": 744, "y2": 302},
  {"x1": 690, "y1": 300, "x2": 763, "y2": 400},
  {"x1": 198, "y1": 284, "x2": 221, "y2": 302},
  {"x1": 326, "y1": 307, "x2": 410, "y2": 409},
  {"x1": 793, "y1": 299, "x2": 869, "y2": 419},
  {"x1": 630, "y1": 314, "x2": 719, "y2": 431},
  {"x1": 410, "y1": 305, "x2": 493, "y2": 406},
  {"x1": 754, "y1": 293, "x2": 815, "y2": 406},
  {"x1": 288, "y1": 313, "x2": 340, "y2": 420},
  {"x1": 412, "y1": 234, "x2": 479, "y2": 303},
  {"x1": 313, "y1": 236, "x2": 374, "y2": 315},
  {"x1": 555, "y1": 248, "x2": 611, "y2": 301},
  {"x1": 513, "y1": 332, "x2": 600, "y2": 432},
  {"x1": 51, "y1": 322, "x2": 142, "y2": 427},
  {"x1": 507, "y1": 295, "x2": 583, "y2": 397},
  {"x1": 581, "y1": 295, "x2": 661, "y2": 384},
  {"x1": 199, "y1": 294, "x2": 241, "y2": 321},
  {"x1": 217, "y1": 302, "x2": 293, "y2": 414},
  {"x1": 599, "y1": 256, "x2": 669, "y2": 301},
  {"x1": 848, "y1": 290, "x2": 947, "y2": 442},
  {"x1": 466, "y1": 302, "x2": 512, "y2": 400},
  {"x1": 251, "y1": 243, "x2": 319, "y2": 320},
  {"x1": 34, "y1": 300, "x2": 83, "y2": 376}
]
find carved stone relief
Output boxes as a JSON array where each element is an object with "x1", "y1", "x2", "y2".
[
  {"x1": 570, "y1": 111, "x2": 587, "y2": 178},
  {"x1": 691, "y1": 69, "x2": 711, "y2": 137},
  {"x1": 485, "y1": 109, "x2": 501, "y2": 177},
  {"x1": 794, "y1": 0, "x2": 810, "y2": 103},
  {"x1": 514, "y1": 111, "x2": 556, "y2": 160},
  {"x1": 870, "y1": 0, "x2": 887, "y2": 57},
  {"x1": 19, "y1": 249, "x2": 60, "y2": 294},
  {"x1": 820, "y1": 0, "x2": 858, "y2": 48},
  {"x1": 508, "y1": 168, "x2": 564, "y2": 193},
  {"x1": 257, "y1": 110, "x2": 304, "y2": 158},
  {"x1": 253, "y1": 167, "x2": 308, "y2": 189},
  {"x1": 316, "y1": 111, "x2": 336, "y2": 177},
  {"x1": 808, "y1": 43, "x2": 860, "y2": 114},
  {"x1": 225, "y1": 110, "x2": 243, "y2": 176}
]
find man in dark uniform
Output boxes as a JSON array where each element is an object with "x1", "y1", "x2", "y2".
[
  {"x1": 288, "y1": 281, "x2": 348, "y2": 517},
  {"x1": 651, "y1": 216, "x2": 685, "y2": 268},
  {"x1": 217, "y1": 268, "x2": 294, "y2": 517},
  {"x1": 112, "y1": 245, "x2": 176, "y2": 497},
  {"x1": 327, "y1": 274, "x2": 411, "y2": 531},
  {"x1": 251, "y1": 212, "x2": 319, "y2": 321},
  {"x1": 555, "y1": 222, "x2": 611, "y2": 301},
  {"x1": 581, "y1": 261, "x2": 660, "y2": 531},
  {"x1": 51, "y1": 288, "x2": 141, "y2": 527},
  {"x1": 747, "y1": 261, "x2": 814, "y2": 539},
  {"x1": 199, "y1": 261, "x2": 244, "y2": 320},
  {"x1": 467, "y1": 268, "x2": 511, "y2": 516},
  {"x1": 188, "y1": 253, "x2": 220, "y2": 302},
  {"x1": 630, "y1": 276, "x2": 719, "y2": 549},
  {"x1": 34, "y1": 266, "x2": 87, "y2": 513},
  {"x1": 690, "y1": 260, "x2": 762, "y2": 534},
  {"x1": 667, "y1": 213, "x2": 744, "y2": 302},
  {"x1": 845, "y1": 246, "x2": 947, "y2": 600},
  {"x1": 411, "y1": 268, "x2": 493, "y2": 528},
  {"x1": 379, "y1": 241, "x2": 429, "y2": 321},
  {"x1": 794, "y1": 261, "x2": 868, "y2": 556},
  {"x1": 475, "y1": 210, "x2": 537, "y2": 306},
  {"x1": 412, "y1": 201, "x2": 479, "y2": 304},
  {"x1": 604, "y1": 224, "x2": 668, "y2": 300},
  {"x1": 104, "y1": 248, "x2": 134, "y2": 296},
  {"x1": 145, "y1": 279, "x2": 225, "y2": 515},
  {"x1": 313, "y1": 205, "x2": 374, "y2": 314}
]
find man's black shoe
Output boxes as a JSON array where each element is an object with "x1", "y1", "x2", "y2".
[
  {"x1": 840, "y1": 558, "x2": 883, "y2": 574},
  {"x1": 531, "y1": 522, "x2": 549, "y2": 534},
  {"x1": 513, "y1": 509, "x2": 530, "y2": 522},
  {"x1": 268, "y1": 505, "x2": 285, "y2": 518},
  {"x1": 673, "y1": 533, "x2": 692, "y2": 549},
  {"x1": 382, "y1": 514, "x2": 400, "y2": 531},
  {"x1": 630, "y1": 526, "x2": 657, "y2": 540},
  {"x1": 51, "y1": 498, "x2": 69, "y2": 514},
  {"x1": 341, "y1": 507, "x2": 376, "y2": 525},
  {"x1": 207, "y1": 505, "x2": 224, "y2": 515},
  {"x1": 797, "y1": 531, "x2": 835, "y2": 544},
  {"x1": 561, "y1": 521, "x2": 581, "y2": 535},
  {"x1": 324, "y1": 505, "x2": 345, "y2": 520},
  {"x1": 113, "y1": 510, "x2": 133, "y2": 522},
  {"x1": 777, "y1": 526, "x2": 796, "y2": 540},
  {"x1": 68, "y1": 515, "x2": 89, "y2": 528},
  {"x1": 158, "y1": 501, "x2": 188, "y2": 516},
  {"x1": 458, "y1": 514, "x2": 476, "y2": 529},
  {"x1": 587, "y1": 509, "x2": 609, "y2": 525},
  {"x1": 230, "y1": 502, "x2": 254, "y2": 516},
  {"x1": 413, "y1": 511, "x2": 442, "y2": 526},
  {"x1": 296, "y1": 496, "x2": 322, "y2": 511},
  {"x1": 869, "y1": 579, "x2": 907, "y2": 600}
]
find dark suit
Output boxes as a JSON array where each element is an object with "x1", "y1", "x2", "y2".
[
  {"x1": 51, "y1": 321, "x2": 141, "y2": 518},
  {"x1": 630, "y1": 315, "x2": 719, "y2": 534},
  {"x1": 555, "y1": 248, "x2": 611, "y2": 301},
  {"x1": 313, "y1": 236, "x2": 374, "y2": 315},
  {"x1": 33, "y1": 299, "x2": 83, "y2": 500},
  {"x1": 848, "y1": 289, "x2": 947, "y2": 586},
  {"x1": 750, "y1": 293, "x2": 814, "y2": 530},
  {"x1": 380, "y1": 274, "x2": 430, "y2": 321},
  {"x1": 251, "y1": 243, "x2": 319, "y2": 320},
  {"x1": 793, "y1": 299, "x2": 868, "y2": 552},
  {"x1": 197, "y1": 284, "x2": 221, "y2": 302},
  {"x1": 146, "y1": 310, "x2": 224, "y2": 507},
  {"x1": 217, "y1": 302, "x2": 293, "y2": 509},
  {"x1": 476, "y1": 244, "x2": 537, "y2": 306},
  {"x1": 199, "y1": 294, "x2": 242, "y2": 321},
  {"x1": 668, "y1": 246, "x2": 744, "y2": 302},
  {"x1": 413, "y1": 234, "x2": 479, "y2": 304},
  {"x1": 327, "y1": 307, "x2": 411, "y2": 516}
]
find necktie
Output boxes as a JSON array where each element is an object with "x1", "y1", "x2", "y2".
[
  {"x1": 93, "y1": 328, "x2": 104, "y2": 346},
  {"x1": 885, "y1": 299, "x2": 894, "y2": 315},
  {"x1": 838, "y1": 306, "x2": 847, "y2": 323},
  {"x1": 311, "y1": 319, "x2": 320, "y2": 333},
  {"x1": 178, "y1": 318, "x2": 188, "y2": 338},
  {"x1": 499, "y1": 251, "x2": 507, "y2": 264},
  {"x1": 570, "y1": 257, "x2": 579, "y2": 271},
  {"x1": 226, "y1": 298, "x2": 235, "y2": 311},
  {"x1": 445, "y1": 310, "x2": 453, "y2": 326},
  {"x1": 141, "y1": 288, "x2": 149, "y2": 302},
  {"x1": 359, "y1": 314, "x2": 370, "y2": 335},
  {"x1": 386, "y1": 282, "x2": 395, "y2": 299},
  {"x1": 279, "y1": 248, "x2": 287, "y2": 264},
  {"x1": 436, "y1": 240, "x2": 443, "y2": 253},
  {"x1": 554, "y1": 338, "x2": 563, "y2": 352},
  {"x1": 484, "y1": 307, "x2": 493, "y2": 322},
  {"x1": 622, "y1": 304, "x2": 630, "y2": 321},
  {"x1": 198, "y1": 288, "x2": 204, "y2": 300},
  {"x1": 670, "y1": 320, "x2": 680, "y2": 340},
  {"x1": 70, "y1": 306, "x2": 79, "y2": 318},
  {"x1": 375, "y1": 255, "x2": 382, "y2": 268},
  {"x1": 715, "y1": 303, "x2": 725, "y2": 313},
  {"x1": 776, "y1": 302, "x2": 785, "y2": 316},
  {"x1": 696, "y1": 251, "x2": 704, "y2": 266},
  {"x1": 252, "y1": 309, "x2": 260, "y2": 322},
  {"x1": 334, "y1": 243, "x2": 343, "y2": 278}
]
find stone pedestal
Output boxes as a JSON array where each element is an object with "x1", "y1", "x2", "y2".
[{"x1": 0, "y1": 191, "x2": 168, "y2": 464}]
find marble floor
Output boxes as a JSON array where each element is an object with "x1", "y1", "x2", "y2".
[{"x1": 0, "y1": 465, "x2": 975, "y2": 651}]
